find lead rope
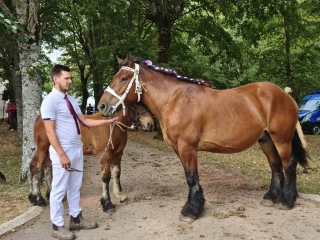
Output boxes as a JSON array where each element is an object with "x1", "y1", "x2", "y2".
[{"x1": 98, "y1": 121, "x2": 135, "y2": 163}]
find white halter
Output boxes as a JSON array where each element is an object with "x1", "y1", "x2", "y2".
[{"x1": 104, "y1": 63, "x2": 142, "y2": 116}]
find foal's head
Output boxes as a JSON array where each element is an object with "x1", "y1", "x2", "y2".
[
  {"x1": 98, "y1": 54, "x2": 141, "y2": 117},
  {"x1": 129, "y1": 103, "x2": 154, "y2": 132}
]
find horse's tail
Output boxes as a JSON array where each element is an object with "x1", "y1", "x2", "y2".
[
  {"x1": 296, "y1": 122, "x2": 306, "y2": 149},
  {"x1": 292, "y1": 123, "x2": 310, "y2": 168}
]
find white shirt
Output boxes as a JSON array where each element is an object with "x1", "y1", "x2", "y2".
[{"x1": 41, "y1": 87, "x2": 82, "y2": 148}]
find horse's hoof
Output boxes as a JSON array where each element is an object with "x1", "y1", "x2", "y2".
[
  {"x1": 260, "y1": 199, "x2": 275, "y2": 207},
  {"x1": 36, "y1": 197, "x2": 47, "y2": 207},
  {"x1": 37, "y1": 201, "x2": 47, "y2": 207},
  {"x1": 104, "y1": 207, "x2": 116, "y2": 214},
  {"x1": 119, "y1": 196, "x2": 128, "y2": 203},
  {"x1": 179, "y1": 215, "x2": 196, "y2": 223},
  {"x1": 274, "y1": 203, "x2": 291, "y2": 210},
  {"x1": 115, "y1": 193, "x2": 127, "y2": 203},
  {"x1": 28, "y1": 193, "x2": 37, "y2": 205},
  {"x1": 101, "y1": 199, "x2": 115, "y2": 213},
  {"x1": 29, "y1": 194, "x2": 46, "y2": 207}
]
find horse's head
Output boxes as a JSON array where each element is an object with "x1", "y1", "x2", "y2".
[
  {"x1": 129, "y1": 103, "x2": 154, "y2": 132},
  {"x1": 98, "y1": 54, "x2": 141, "y2": 117}
]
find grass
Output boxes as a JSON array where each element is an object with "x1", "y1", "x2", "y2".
[{"x1": 0, "y1": 120, "x2": 30, "y2": 225}]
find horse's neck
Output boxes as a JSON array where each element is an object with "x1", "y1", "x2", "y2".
[
  {"x1": 117, "y1": 111, "x2": 131, "y2": 126},
  {"x1": 140, "y1": 70, "x2": 178, "y2": 121}
]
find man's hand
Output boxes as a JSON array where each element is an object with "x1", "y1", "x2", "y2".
[
  {"x1": 106, "y1": 117, "x2": 119, "y2": 124},
  {"x1": 78, "y1": 114, "x2": 119, "y2": 127},
  {"x1": 59, "y1": 153, "x2": 71, "y2": 169}
]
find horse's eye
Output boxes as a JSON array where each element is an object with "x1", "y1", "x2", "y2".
[{"x1": 121, "y1": 77, "x2": 127, "y2": 82}]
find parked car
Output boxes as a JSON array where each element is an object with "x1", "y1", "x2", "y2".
[{"x1": 298, "y1": 91, "x2": 320, "y2": 135}]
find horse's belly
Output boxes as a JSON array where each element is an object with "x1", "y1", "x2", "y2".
[{"x1": 198, "y1": 134, "x2": 261, "y2": 154}]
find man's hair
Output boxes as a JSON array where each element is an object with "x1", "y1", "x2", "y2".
[{"x1": 50, "y1": 64, "x2": 70, "y2": 80}]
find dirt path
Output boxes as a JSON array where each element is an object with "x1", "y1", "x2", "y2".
[{"x1": 2, "y1": 139, "x2": 320, "y2": 240}]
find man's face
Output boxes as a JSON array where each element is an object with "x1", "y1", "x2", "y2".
[{"x1": 54, "y1": 70, "x2": 72, "y2": 93}]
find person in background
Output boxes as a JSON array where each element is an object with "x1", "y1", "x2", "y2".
[
  {"x1": 6, "y1": 99, "x2": 17, "y2": 131},
  {"x1": 41, "y1": 64, "x2": 118, "y2": 240},
  {"x1": 86, "y1": 103, "x2": 93, "y2": 115}
]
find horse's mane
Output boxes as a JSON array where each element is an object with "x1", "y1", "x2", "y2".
[{"x1": 120, "y1": 56, "x2": 210, "y2": 87}]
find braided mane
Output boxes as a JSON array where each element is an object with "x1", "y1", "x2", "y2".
[
  {"x1": 141, "y1": 59, "x2": 210, "y2": 87},
  {"x1": 120, "y1": 57, "x2": 210, "y2": 87}
]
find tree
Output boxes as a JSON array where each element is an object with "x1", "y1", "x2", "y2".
[{"x1": 14, "y1": 0, "x2": 42, "y2": 181}]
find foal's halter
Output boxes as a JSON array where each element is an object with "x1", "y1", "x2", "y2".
[
  {"x1": 128, "y1": 105, "x2": 150, "y2": 129},
  {"x1": 104, "y1": 64, "x2": 142, "y2": 116}
]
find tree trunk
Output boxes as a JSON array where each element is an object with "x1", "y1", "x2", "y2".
[
  {"x1": 11, "y1": 42, "x2": 23, "y2": 145},
  {"x1": 15, "y1": 0, "x2": 42, "y2": 182},
  {"x1": 284, "y1": 16, "x2": 293, "y2": 89},
  {"x1": 93, "y1": 70, "x2": 104, "y2": 106},
  {"x1": 156, "y1": 23, "x2": 172, "y2": 64},
  {"x1": 91, "y1": 17, "x2": 104, "y2": 106},
  {"x1": 18, "y1": 43, "x2": 42, "y2": 182},
  {"x1": 79, "y1": 66, "x2": 89, "y2": 113},
  {"x1": 144, "y1": 1, "x2": 185, "y2": 64}
]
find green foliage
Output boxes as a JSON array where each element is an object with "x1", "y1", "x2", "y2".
[
  {"x1": 17, "y1": 0, "x2": 319, "y2": 103},
  {"x1": 0, "y1": 11, "x2": 31, "y2": 42}
]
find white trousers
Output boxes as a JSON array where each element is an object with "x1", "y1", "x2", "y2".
[{"x1": 49, "y1": 144, "x2": 84, "y2": 227}]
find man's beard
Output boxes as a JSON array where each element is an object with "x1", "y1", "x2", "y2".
[{"x1": 59, "y1": 83, "x2": 70, "y2": 93}]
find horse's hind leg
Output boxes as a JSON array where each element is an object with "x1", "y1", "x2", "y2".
[
  {"x1": 259, "y1": 131, "x2": 284, "y2": 206},
  {"x1": 43, "y1": 154, "x2": 52, "y2": 200},
  {"x1": 28, "y1": 150, "x2": 48, "y2": 206},
  {"x1": 269, "y1": 132, "x2": 298, "y2": 209},
  {"x1": 111, "y1": 151, "x2": 127, "y2": 203},
  {"x1": 274, "y1": 144, "x2": 298, "y2": 209},
  {"x1": 100, "y1": 151, "x2": 116, "y2": 213}
]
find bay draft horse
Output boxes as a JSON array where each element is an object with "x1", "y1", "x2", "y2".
[
  {"x1": 98, "y1": 55, "x2": 309, "y2": 222},
  {"x1": 29, "y1": 103, "x2": 154, "y2": 212}
]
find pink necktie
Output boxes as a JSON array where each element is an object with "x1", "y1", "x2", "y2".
[{"x1": 64, "y1": 95, "x2": 89, "y2": 134}]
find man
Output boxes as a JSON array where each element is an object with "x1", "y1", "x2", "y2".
[
  {"x1": 41, "y1": 64, "x2": 118, "y2": 240},
  {"x1": 6, "y1": 99, "x2": 17, "y2": 131},
  {"x1": 86, "y1": 103, "x2": 93, "y2": 115}
]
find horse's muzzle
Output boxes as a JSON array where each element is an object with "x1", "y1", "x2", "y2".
[
  {"x1": 98, "y1": 103, "x2": 123, "y2": 117},
  {"x1": 98, "y1": 103, "x2": 115, "y2": 117},
  {"x1": 142, "y1": 123, "x2": 153, "y2": 132}
]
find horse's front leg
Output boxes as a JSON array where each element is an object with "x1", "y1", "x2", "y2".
[
  {"x1": 111, "y1": 152, "x2": 127, "y2": 203},
  {"x1": 100, "y1": 151, "x2": 115, "y2": 213},
  {"x1": 177, "y1": 145, "x2": 205, "y2": 222},
  {"x1": 28, "y1": 150, "x2": 48, "y2": 206}
]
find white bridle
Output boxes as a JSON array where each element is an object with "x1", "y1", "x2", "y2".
[{"x1": 104, "y1": 63, "x2": 142, "y2": 116}]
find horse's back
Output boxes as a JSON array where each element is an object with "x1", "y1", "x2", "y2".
[
  {"x1": 34, "y1": 115, "x2": 50, "y2": 150},
  {"x1": 196, "y1": 82, "x2": 299, "y2": 152},
  {"x1": 207, "y1": 82, "x2": 298, "y2": 123}
]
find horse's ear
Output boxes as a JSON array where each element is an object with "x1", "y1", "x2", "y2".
[
  {"x1": 125, "y1": 52, "x2": 133, "y2": 67},
  {"x1": 116, "y1": 56, "x2": 123, "y2": 65}
]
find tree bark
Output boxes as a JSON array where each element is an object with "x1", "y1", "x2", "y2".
[
  {"x1": 18, "y1": 43, "x2": 42, "y2": 182},
  {"x1": 11, "y1": 42, "x2": 23, "y2": 145},
  {"x1": 15, "y1": 0, "x2": 42, "y2": 181},
  {"x1": 156, "y1": 22, "x2": 173, "y2": 63},
  {"x1": 144, "y1": 1, "x2": 185, "y2": 64},
  {"x1": 79, "y1": 66, "x2": 89, "y2": 113},
  {"x1": 284, "y1": 16, "x2": 293, "y2": 89}
]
